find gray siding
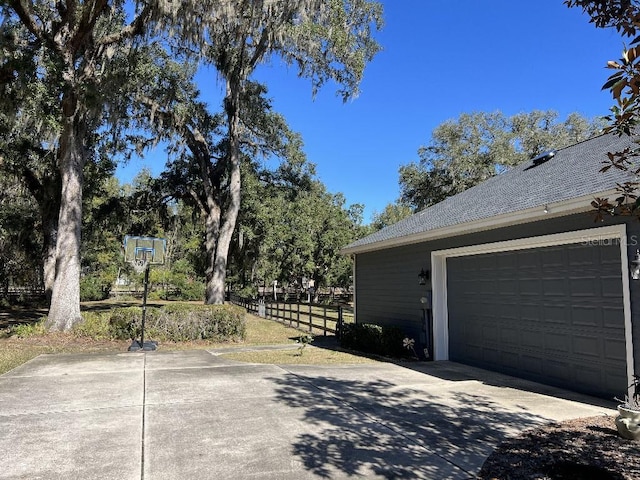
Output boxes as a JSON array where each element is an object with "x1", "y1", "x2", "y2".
[{"x1": 356, "y1": 213, "x2": 640, "y2": 377}]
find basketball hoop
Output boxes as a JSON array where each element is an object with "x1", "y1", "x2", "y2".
[
  {"x1": 131, "y1": 258, "x2": 148, "y2": 274},
  {"x1": 122, "y1": 235, "x2": 167, "y2": 352}
]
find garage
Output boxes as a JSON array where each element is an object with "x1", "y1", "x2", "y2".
[{"x1": 446, "y1": 240, "x2": 628, "y2": 398}]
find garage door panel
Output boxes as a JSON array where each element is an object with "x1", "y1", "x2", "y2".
[
  {"x1": 575, "y1": 365, "x2": 603, "y2": 387},
  {"x1": 543, "y1": 304, "x2": 569, "y2": 325},
  {"x1": 521, "y1": 331, "x2": 544, "y2": 349},
  {"x1": 541, "y1": 248, "x2": 564, "y2": 268},
  {"x1": 521, "y1": 355, "x2": 544, "y2": 375},
  {"x1": 569, "y1": 276, "x2": 599, "y2": 296},
  {"x1": 520, "y1": 278, "x2": 541, "y2": 295},
  {"x1": 543, "y1": 277, "x2": 567, "y2": 296},
  {"x1": 518, "y1": 250, "x2": 539, "y2": 269},
  {"x1": 600, "y1": 243, "x2": 622, "y2": 263},
  {"x1": 602, "y1": 275, "x2": 625, "y2": 297},
  {"x1": 572, "y1": 306, "x2": 599, "y2": 327},
  {"x1": 544, "y1": 359, "x2": 573, "y2": 383},
  {"x1": 499, "y1": 279, "x2": 518, "y2": 294},
  {"x1": 568, "y1": 244, "x2": 598, "y2": 265},
  {"x1": 545, "y1": 332, "x2": 570, "y2": 353},
  {"x1": 500, "y1": 327, "x2": 519, "y2": 345},
  {"x1": 572, "y1": 335, "x2": 601, "y2": 358},
  {"x1": 604, "y1": 338, "x2": 627, "y2": 362},
  {"x1": 447, "y1": 241, "x2": 627, "y2": 398}
]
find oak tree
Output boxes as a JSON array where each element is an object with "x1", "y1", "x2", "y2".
[{"x1": 399, "y1": 110, "x2": 602, "y2": 211}]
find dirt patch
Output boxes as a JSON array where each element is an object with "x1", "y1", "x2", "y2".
[{"x1": 478, "y1": 415, "x2": 639, "y2": 480}]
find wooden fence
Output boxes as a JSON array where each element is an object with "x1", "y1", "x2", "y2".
[
  {"x1": 229, "y1": 293, "x2": 354, "y2": 337},
  {"x1": 1, "y1": 287, "x2": 45, "y2": 303}
]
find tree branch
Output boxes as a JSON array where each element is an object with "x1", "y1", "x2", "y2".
[
  {"x1": 97, "y1": 3, "x2": 153, "y2": 46},
  {"x1": 8, "y1": 0, "x2": 45, "y2": 41}
]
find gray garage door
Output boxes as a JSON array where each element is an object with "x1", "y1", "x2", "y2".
[{"x1": 447, "y1": 241, "x2": 628, "y2": 398}]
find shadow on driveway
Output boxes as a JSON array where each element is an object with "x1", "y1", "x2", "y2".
[{"x1": 267, "y1": 362, "x2": 596, "y2": 479}]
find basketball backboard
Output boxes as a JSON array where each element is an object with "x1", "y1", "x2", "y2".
[{"x1": 123, "y1": 236, "x2": 166, "y2": 265}]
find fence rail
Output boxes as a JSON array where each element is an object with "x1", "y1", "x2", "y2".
[
  {"x1": 229, "y1": 293, "x2": 353, "y2": 337},
  {"x1": 1, "y1": 287, "x2": 45, "y2": 303}
]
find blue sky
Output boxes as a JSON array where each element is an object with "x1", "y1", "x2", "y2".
[{"x1": 117, "y1": 0, "x2": 625, "y2": 223}]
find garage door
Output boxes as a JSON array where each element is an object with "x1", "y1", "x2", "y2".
[{"x1": 447, "y1": 241, "x2": 627, "y2": 398}]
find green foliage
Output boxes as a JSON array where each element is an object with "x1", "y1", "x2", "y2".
[
  {"x1": 370, "y1": 203, "x2": 413, "y2": 231},
  {"x1": 340, "y1": 323, "x2": 407, "y2": 357},
  {"x1": 399, "y1": 111, "x2": 604, "y2": 211},
  {"x1": 237, "y1": 177, "x2": 363, "y2": 293},
  {"x1": 151, "y1": 304, "x2": 246, "y2": 342},
  {"x1": 3, "y1": 0, "x2": 383, "y2": 316},
  {"x1": 109, "y1": 307, "x2": 144, "y2": 340},
  {"x1": 72, "y1": 312, "x2": 112, "y2": 340},
  {"x1": 235, "y1": 285, "x2": 258, "y2": 299},
  {"x1": 566, "y1": 1, "x2": 640, "y2": 220},
  {"x1": 108, "y1": 304, "x2": 246, "y2": 343},
  {"x1": 0, "y1": 173, "x2": 43, "y2": 293},
  {"x1": 79, "y1": 274, "x2": 111, "y2": 302},
  {"x1": 10, "y1": 319, "x2": 47, "y2": 337}
]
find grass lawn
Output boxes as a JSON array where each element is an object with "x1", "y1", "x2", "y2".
[
  {"x1": 0, "y1": 300, "x2": 377, "y2": 375},
  {"x1": 220, "y1": 346, "x2": 377, "y2": 365}
]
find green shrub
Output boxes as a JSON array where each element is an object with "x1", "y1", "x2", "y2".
[
  {"x1": 107, "y1": 304, "x2": 246, "y2": 343},
  {"x1": 340, "y1": 323, "x2": 408, "y2": 358},
  {"x1": 235, "y1": 285, "x2": 258, "y2": 299},
  {"x1": 73, "y1": 312, "x2": 112, "y2": 340},
  {"x1": 109, "y1": 307, "x2": 148, "y2": 340},
  {"x1": 172, "y1": 280, "x2": 205, "y2": 301},
  {"x1": 147, "y1": 290, "x2": 165, "y2": 301},
  {"x1": 11, "y1": 319, "x2": 47, "y2": 337},
  {"x1": 80, "y1": 274, "x2": 111, "y2": 301}
]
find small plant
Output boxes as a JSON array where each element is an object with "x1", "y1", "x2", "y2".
[
  {"x1": 295, "y1": 333, "x2": 314, "y2": 356},
  {"x1": 616, "y1": 374, "x2": 640, "y2": 411},
  {"x1": 403, "y1": 337, "x2": 418, "y2": 359},
  {"x1": 10, "y1": 319, "x2": 48, "y2": 337}
]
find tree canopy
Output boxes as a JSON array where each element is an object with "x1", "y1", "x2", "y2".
[
  {"x1": 398, "y1": 110, "x2": 603, "y2": 211},
  {"x1": 1, "y1": 0, "x2": 383, "y2": 326},
  {"x1": 566, "y1": 0, "x2": 640, "y2": 219}
]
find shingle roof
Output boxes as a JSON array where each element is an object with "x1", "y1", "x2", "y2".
[{"x1": 345, "y1": 132, "x2": 638, "y2": 252}]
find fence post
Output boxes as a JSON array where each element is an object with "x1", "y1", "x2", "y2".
[
  {"x1": 296, "y1": 302, "x2": 300, "y2": 329},
  {"x1": 289, "y1": 302, "x2": 292, "y2": 327},
  {"x1": 337, "y1": 306, "x2": 343, "y2": 339},
  {"x1": 323, "y1": 305, "x2": 327, "y2": 337},
  {"x1": 308, "y1": 302, "x2": 312, "y2": 333}
]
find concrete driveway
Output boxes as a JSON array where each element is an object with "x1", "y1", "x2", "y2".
[{"x1": 0, "y1": 347, "x2": 615, "y2": 479}]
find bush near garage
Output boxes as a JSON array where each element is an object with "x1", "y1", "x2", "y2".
[
  {"x1": 108, "y1": 304, "x2": 246, "y2": 342},
  {"x1": 340, "y1": 323, "x2": 408, "y2": 358}
]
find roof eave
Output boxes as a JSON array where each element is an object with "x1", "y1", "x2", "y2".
[{"x1": 341, "y1": 189, "x2": 617, "y2": 255}]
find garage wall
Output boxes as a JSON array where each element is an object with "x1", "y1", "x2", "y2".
[
  {"x1": 356, "y1": 242, "x2": 429, "y2": 342},
  {"x1": 355, "y1": 212, "x2": 640, "y2": 376}
]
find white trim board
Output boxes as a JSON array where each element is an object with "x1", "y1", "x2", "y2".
[{"x1": 430, "y1": 224, "x2": 635, "y2": 392}]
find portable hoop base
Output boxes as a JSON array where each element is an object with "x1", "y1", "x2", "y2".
[{"x1": 128, "y1": 340, "x2": 158, "y2": 352}]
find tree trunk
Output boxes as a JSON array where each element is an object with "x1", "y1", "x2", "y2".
[
  {"x1": 41, "y1": 195, "x2": 59, "y2": 304},
  {"x1": 204, "y1": 206, "x2": 222, "y2": 303},
  {"x1": 46, "y1": 108, "x2": 85, "y2": 330},
  {"x1": 204, "y1": 78, "x2": 242, "y2": 304},
  {"x1": 42, "y1": 223, "x2": 57, "y2": 304}
]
